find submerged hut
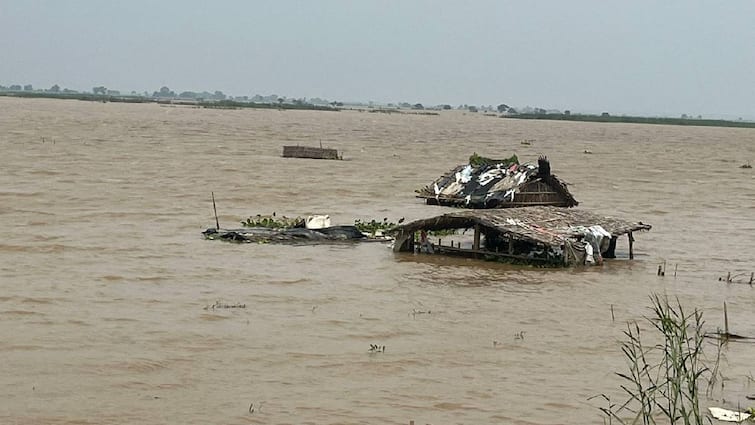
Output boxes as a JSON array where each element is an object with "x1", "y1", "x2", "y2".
[
  {"x1": 282, "y1": 144, "x2": 341, "y2": 160},
  {"x1": 392, "y1": 207, "x2": 651, "y2": 266},
  {"x1": 416, "y1": 154, "x2": 577, "y2": 208}
]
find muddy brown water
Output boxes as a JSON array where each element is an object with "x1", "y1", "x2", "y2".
[{"x1": 1, "y1": 97, "x2": 754, "y2": 424}]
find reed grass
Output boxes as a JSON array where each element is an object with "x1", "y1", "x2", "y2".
[{"x1": 598, "y1": 294, "x2": 718, "y2": 425}]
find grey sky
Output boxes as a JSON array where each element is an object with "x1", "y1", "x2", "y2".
[{"x1": 1, "y1": 0, "x2": 753, "y2": 118}]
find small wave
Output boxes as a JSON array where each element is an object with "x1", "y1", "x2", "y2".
[
  {"x1": 199, "y1": 313, "x2": 231, "y2": 321},
  {"x1": 268, "y1": 278, "x2": 312, "y2": 285},
  {"x1": 0, "y1": 310, "x2": 42, "y2": 316},
  {"x1": 0, "y1": 191, "x2": 44, "y2": 197},
  {"x1": 106, "y1": 358, "x2": 170, "y2": 374},
  {"x1": 0, "y1": 244, "x2": 68, "y2": 253},
  {"x1": 20, "y1": 297, "x2": 55, "y2": 305}
]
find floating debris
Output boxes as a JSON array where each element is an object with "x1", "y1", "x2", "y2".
[
  {"x1": 206, "y1": 213, "x2": 393, "y2": 245},
  {"x1": 204, "y1": 301, "x2": 246, "y2": 310},
  {"x1": 717, "y1": 271, "x2": 754, "y2": 285},
  {"x1": 204, "y1": 225, "x2": 370, "y2": 244}
]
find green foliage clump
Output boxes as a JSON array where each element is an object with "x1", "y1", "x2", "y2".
[
  {"x1": 429, "y1": 229, "x2": 457, "y2": 236},
  {"x1": 354, "y1": 217, "x2": 402, "y2": 236},
  {"x1": 241, "y1": 214, "x2": 303, "y2": 229},
  {"x1": 468, "y1": 152, "x2": 519, "y2": 167}
]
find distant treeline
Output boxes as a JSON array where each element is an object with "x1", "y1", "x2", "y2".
[
  {"x1": 0, "y1": 91, "x2": 339, "y2": 111},
  {"x1": 503, "y1": 113, "x2": 755, "y2": 129},
  {"x1": 199, "y1": 99, "x2": 338, "y2": 111},
  {"x1": 0, "y1": 90, "x2": 152, "y2": 103}
]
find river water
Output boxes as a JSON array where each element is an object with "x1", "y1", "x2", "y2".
[{"x1": 1, "y1": 97, "x2": 754, "y2": 424}]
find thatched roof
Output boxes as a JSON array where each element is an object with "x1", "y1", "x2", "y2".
[
  {"x1": 416, "y1": 155, "x2": 578, "y2": 208},
  {"x1": 393, "y1": 207, "x2": 651, "y2": 247}
]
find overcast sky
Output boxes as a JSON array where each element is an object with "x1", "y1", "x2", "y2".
[{"x1": 1, "y1": 0, "x2": 753, "y2": 118}]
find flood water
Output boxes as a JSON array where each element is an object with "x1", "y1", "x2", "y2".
[{"x1": 1, "y1": 97, "x2": 754, "y2": 424}]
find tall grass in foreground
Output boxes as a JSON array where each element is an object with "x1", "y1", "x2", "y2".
[{"x1": 595, "y1": 294, "x2": 719, "y2": 425}]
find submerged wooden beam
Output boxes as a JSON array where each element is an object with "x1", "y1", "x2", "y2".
[{"x1": 433, "y1": 245, "x2": 554, "y2": 264}]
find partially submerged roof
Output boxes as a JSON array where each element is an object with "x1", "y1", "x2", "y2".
[
  {"x1": 394, "y1": 206, "x2": 651, "y2": 247},
  {"x1": 282, "y1": 145, "x2": 340, "y2": 160},
  {"x1": 416, "y1": 154, "x2": 578, "y2": 208}
]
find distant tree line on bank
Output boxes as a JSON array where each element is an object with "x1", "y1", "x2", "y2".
[{"x1": 2, "y1": 82, "x2": 751, "y2": 126}]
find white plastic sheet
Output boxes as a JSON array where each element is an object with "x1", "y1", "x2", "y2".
[{"x1": 708, "y1": 407, "x2": 751, "y2": 422}]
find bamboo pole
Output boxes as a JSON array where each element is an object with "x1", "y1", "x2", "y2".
[{"x1": 211, "y1": 192, "x2": 220, "y2": 230}]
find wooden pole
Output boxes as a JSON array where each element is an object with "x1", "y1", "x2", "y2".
[
  {"x1": 724, "y1": 302, "x2": 729, "y2": 338},
  {"x1": 628, "y1": 232, "x2": 634, "y2": 260},
  {"x1": 508, "y1": 237, "x2": 514, "y2": 255},
  {"x1": 473, "y1": 225, "x2": 480, "y2": 250},
  {"x1": 211, "y1": 192, "x2": 220, "y2": 230}
]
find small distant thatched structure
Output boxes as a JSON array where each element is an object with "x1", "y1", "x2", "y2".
[
  {"x1": 416, "y1": 154, "x2": 577, "y2": 208},
  {"x1": 282, "y1": 145, "x2": 340, "y2": 160},
  {"x1": 392, "y1": 207, "x2": 651, "y2": 266}
]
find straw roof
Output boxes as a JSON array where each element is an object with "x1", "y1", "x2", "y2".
[{"x1": 393, "y1": 207, "x2": 651, "y2": 247}]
